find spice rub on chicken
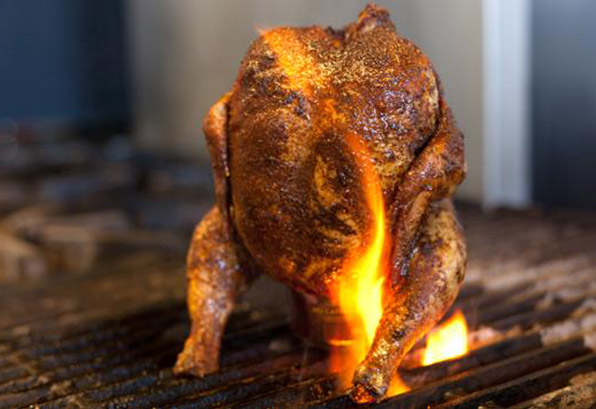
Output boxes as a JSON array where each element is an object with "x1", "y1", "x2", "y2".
[{"x1": 174, "y1": 4, "x2": 466, "y2": 403}]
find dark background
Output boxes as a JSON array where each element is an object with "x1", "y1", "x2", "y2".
[
  {"x1": 532, "y1": 0, "x2": 596, "y2": 209},
  {"x1": 0, "y1": 0, "x2": 129, "y2": 127}
]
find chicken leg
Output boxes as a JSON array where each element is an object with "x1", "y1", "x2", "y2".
[
  {"x1": 351, "y1": 199, "x2": 466, "y2": 402},
  {"x1": 173, "y1": 206, "x2": 254, "y2": 376}
]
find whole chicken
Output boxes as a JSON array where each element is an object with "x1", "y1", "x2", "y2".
[{"x1": 174, "y1": 4, "x2": 466, "y2": 403}]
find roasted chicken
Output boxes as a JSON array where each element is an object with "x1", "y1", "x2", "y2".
[{"x1": 174, "y1": 4, "x2": 466, "y2": 403}]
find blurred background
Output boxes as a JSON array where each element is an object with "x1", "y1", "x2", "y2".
[
  {"x1": 1, "y1": 0, "x2": 596, "y2": 283},
  {"x1": 2, "y1": 0, "x2": 596, "y2": 211}
]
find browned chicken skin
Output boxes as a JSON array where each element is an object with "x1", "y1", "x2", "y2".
[{"x1": 174, "y1": 5, "x2": 466, "y2": 403}]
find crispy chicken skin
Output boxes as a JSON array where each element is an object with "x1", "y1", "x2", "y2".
[{"x1": 174, "y1": 4, "x2": 466, "y2": 403}]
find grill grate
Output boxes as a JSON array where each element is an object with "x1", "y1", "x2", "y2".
[{"x1": 0, "y1": 206, "x2": 595, "y2": 409}]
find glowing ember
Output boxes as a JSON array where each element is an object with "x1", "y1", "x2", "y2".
[
  {"x1": 330, "y1": 134, "x2": 408, "y2": 396},
  {"x1": 422, "y1": 310, "x2": 469, "y2": 366}
]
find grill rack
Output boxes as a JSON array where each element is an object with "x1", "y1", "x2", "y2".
[{"x1": 1, "y1": 205, "x2": 596, "y2": 408}]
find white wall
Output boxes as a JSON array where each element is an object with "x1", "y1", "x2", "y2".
[
  {"x1": 483, "y1": 0, "x2": 531, "y2": 208},
  {"x1": 129, "y1": 0, "x2": 485, "y2": 202}
]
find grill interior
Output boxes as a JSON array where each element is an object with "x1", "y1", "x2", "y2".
[{"x1": 1, "y1": 138, "x2": 596, "y2": 409}]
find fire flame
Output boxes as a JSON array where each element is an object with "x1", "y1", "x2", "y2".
[
  {"x1": 337, "y1": 135, "x2": 386, "y2": 349},
  {"x1": 422, "y1": 310, "x2": 468, "y2": 366},
  {"x1": 330, "y1": 134, "x2": 408, "y2": 395},
  {"x1": 329, "y1": 134, "x2": 469, "y2": 396}
]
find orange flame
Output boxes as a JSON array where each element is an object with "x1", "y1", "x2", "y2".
[
  {"x1": 387, "y1": 374, "x2": 410, "y2": 396},
  {"x1": 422, "y1": 310, "x2": 468, "y2": 366},
  {"x1": 337, "y1": 135, "x2": 386, "y2": 348},
  {"x1": 330, "y1": 134, "x2": 408, "y2": 396}
]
